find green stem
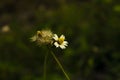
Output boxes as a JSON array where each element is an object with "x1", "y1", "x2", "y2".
[
  {"x1": 50, "y1": 51, "x2": 70, "y2": 80},
  {"x1": 43, "y1": 52, "x2": 48, "y2": 80}
]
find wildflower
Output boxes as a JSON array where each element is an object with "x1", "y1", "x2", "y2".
[
  {"x1": 53, "y1": 34, "x2": 68, "y2": 49},
  {"x1": 30, "y1": 29, "x2": 53, "y2": 45}
]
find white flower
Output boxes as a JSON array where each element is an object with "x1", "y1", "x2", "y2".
[{"x1": 53, "y1": 34, "x2": 68, "y2": 49}]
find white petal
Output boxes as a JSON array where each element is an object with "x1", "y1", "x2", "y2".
[
  {"x1": 64, "y1": 44, "x2": 68, "y2": 46},
  {"x1": 60, "y1": 45, "x2": 66, "y2": 49},
  {"x1": 63, "y1": 41, "x2": 68, "y2": 46},
  {"x1": 60, "y1": 35, "x2": 65, "y2": 40},
  {"x1": 53, "y1": 34, "x2": 58, "y2": 41},
  {"x1": 54, "y1": 42, "x2": 59, "y2": 47},
  {"x1": 63, "y1": 41, "x2": 68, "y2": 44}
]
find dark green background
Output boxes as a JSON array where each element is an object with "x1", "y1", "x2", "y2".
[{"x1": 0, "y1": 0, "x2": 120, "y2": 80}]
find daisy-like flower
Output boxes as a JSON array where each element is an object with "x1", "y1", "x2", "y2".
[
  {"x1": 53, "y1": 34, "x2": 68, "y2": 49},
  {"x1": 30, "y1": 29, "x2": 53, "y2": 45}
]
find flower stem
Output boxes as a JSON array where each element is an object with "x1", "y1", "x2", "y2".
[
  {"x1": 50, "y1": 51, "x2": 70, "y2": 80},
  {"x1": 43, "y1": 52, "x2": 48, "y2": 80}
]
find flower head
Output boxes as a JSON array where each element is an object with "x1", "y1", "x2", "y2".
[
  {"x1": 30, "y1": 29, "x2": 53, "y2": 45},
  {"x1": 53, "y1": 34, "x2": 68, "y2": 49},
  {"x1": 30, "y1": 29, "x2": 68, "y2": 49}
]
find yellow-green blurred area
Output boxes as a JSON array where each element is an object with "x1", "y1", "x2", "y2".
[{"x1": 0, "y1": 0, "x2": 120, "y2": 80}]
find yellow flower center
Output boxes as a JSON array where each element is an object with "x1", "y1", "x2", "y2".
[{"x1": 58, "y1": 38, "x2": 64, "y2": 44}]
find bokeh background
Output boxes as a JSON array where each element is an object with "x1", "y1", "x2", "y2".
[{"x1": 0, "y1": 0, "x2": 120, "y2": 80}]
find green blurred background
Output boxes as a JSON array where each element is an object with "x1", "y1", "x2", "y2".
[{"x1": 0, "y1": 0, "x2": 120, "y2": 80}]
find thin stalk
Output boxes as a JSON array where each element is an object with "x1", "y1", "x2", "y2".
[
  {"x1": 43, "y1": 52, "x2": 48, "y2": 80},
  {"x1": 50, "y1": 51, "x2": 70, "y2": 80}
]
